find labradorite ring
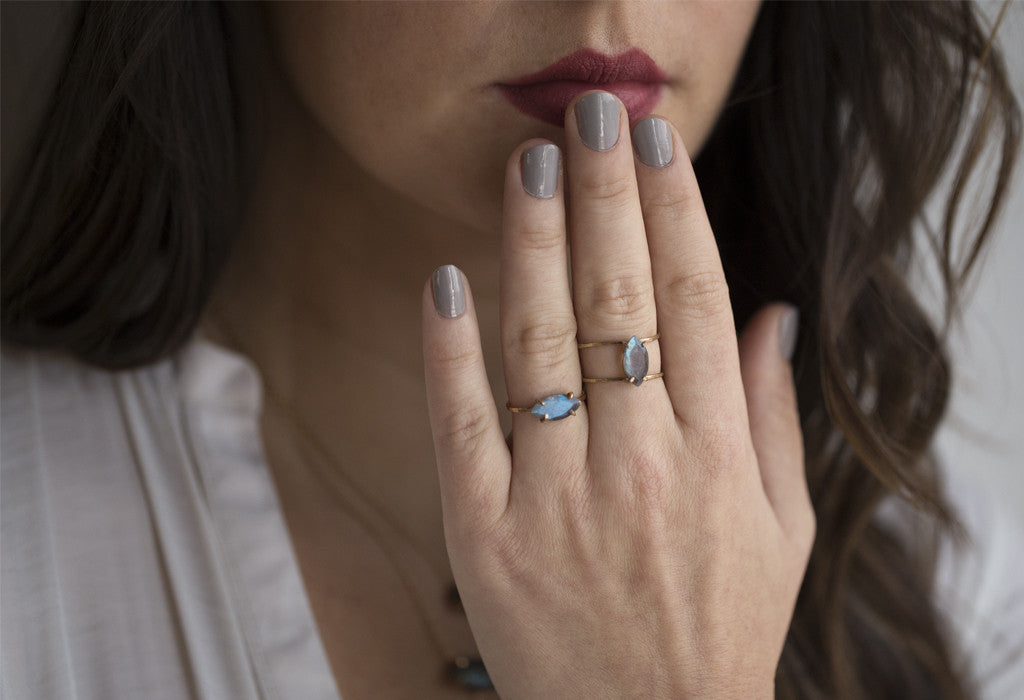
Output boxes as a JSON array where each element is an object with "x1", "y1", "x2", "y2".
[
  {"x1": 506, "y1": 391, "x2": 585, "y2": 422},
  {"x1": 578, "y1": 334, "x2": 661, "y2": 387}
]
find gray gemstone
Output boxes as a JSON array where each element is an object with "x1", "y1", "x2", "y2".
[
  {"x1": 530, "y1": 393, "x2": 580, "y2": 421},
  {"x1": 623, "y1": 336, "x2": 649, "y2": 385}
]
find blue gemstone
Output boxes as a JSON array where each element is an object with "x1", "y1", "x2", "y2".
[
  {"x1": 448, "y1": 657, "x2": 493, "y2": 690},
  {"x1": 623, "y1": 336, "x2": 649, "y2": 385},
  {"x1": 530, "y1": 393, "x2": 580, "y2": 421}
]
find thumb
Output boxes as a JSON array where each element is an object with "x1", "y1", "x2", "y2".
[{"x1": 738, "y1": 304, "x2": 814, "y2": 543}]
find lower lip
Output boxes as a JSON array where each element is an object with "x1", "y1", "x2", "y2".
[{"x1": 499, "y1": 81, "x2": 664, "y2": 127}]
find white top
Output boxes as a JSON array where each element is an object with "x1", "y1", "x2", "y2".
[{"x1": 2, "y1": 335, "x2": 1022, "y2": 699}]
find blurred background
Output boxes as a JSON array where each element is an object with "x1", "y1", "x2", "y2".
[
  {"x1": 924, "y1": 1, "x2": 1024, "y2": 516},
  {"x1": 2, "y1": 2, "x2": 1023, "y2": 516}
]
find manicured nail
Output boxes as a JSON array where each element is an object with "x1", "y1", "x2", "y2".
[
  {"x1": 521, "y1": 143, "x2": 559, "y2": 198},
  {"x1": 432, "y1": 264, "x2": 465, "y2": 318},
  {"x1": 575, "y1": 92, "x2": 620, "y2": 151},
  {"x1": 779, "y1": 306, "x2": 800, "y2": 361},
  {"x1": 633, "y1": 117, "x2": 673, "y2": 168}
]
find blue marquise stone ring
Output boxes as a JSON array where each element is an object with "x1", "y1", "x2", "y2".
[{"x1": 506, "y1": 391, "x2": 584, "y2": 421}]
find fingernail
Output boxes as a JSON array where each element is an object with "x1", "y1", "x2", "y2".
[
  {"x1": 432, "y1": 265, "x2": 465, "y2": 318},
  {"x1": 779, "y1": 306, "x2": 800, "y2": 361},
  {"x1": 521, "y1": 143, "x2": 559, "y2": 198},
  {"x1": 575, "y1": 92, "x2": 620, "y2": 151},
  {"x1": 633, "y1": 117, "x2": 673, "y2": 168}
]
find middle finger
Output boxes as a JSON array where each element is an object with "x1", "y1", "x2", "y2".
[{"x1": 566, "y1": 91, "x2": 671, "y2": 427}]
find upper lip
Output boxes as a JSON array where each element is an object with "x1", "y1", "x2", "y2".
[{"x1": 500, "y1": 47, "x2": 667, "y2": 86}]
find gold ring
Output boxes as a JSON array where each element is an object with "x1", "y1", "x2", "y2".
[
  {"x1": 506, "y1": 391, "x2": 585, "y2": 422},
  {"x1": 576, "y1": 333, "x2": 659, "y2": 349},
  {"x1": 582, "y1": 372, "x2": 664, "y2": 385}
]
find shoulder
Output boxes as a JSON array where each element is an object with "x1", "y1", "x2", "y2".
[
  {"x1": 934, "y1": 463, "x2": 1024, "y2": 699},
  {"x1": 1, "y1": 343, "x2": 198, "y2": 698},
  {"x1": 1, "y1": 342, "x2": 184, "y2": 515},
  {"x1": 1, "y1": 342, "x2": 186, "y2": 524},
  {"x1": 1, "y1": 340, "x2": 337, "y2": 700}
]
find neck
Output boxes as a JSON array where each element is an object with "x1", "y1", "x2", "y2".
[{"x1": 202, "y1": 76, "x2": 506, "y2": 574}]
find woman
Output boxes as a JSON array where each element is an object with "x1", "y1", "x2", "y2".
[{"x1": 2, "y1": 1, "x2": 1021, "y2": 698}]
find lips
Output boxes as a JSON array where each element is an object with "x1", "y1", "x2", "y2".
[{"x1": 498, "y1": 48, "x2": 667, "y2": 127}]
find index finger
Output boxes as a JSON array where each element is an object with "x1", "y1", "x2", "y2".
[{"x1": 632, "y1": 116, "x2": 748, "y2": 435}]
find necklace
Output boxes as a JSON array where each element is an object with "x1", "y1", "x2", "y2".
[{"x1": 206, "y1": 315, "x2": 493, "y2": 692}]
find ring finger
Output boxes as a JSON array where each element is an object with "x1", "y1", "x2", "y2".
[{"x1": 500, "y1": 138, "x2": 587, "y2": 497}]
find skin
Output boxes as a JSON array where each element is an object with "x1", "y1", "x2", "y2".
[{"x1": 204, "y1": 1, "x2": 812, "y2": 697}]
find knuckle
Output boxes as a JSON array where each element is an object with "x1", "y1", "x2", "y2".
[
  {"x1": 477, "y1": 520, "x2": 536, "y2": 590},
  {"x1": 660, "y1": 269, "x2": 732, "y2": 320},
  {"x1": 692, "y1": 421, "x2": 751, "y2": 479},
  {"x1": 625, "y1": 452, "x2": 675, "y2": 511},
  {"x1": 555, "y1": 471, "x2": 594, "y2": 527},
  {"x1": 430, "y1": 342, "x2": 479, "y2": 376},
  {"x1": 643, "y1": 186, "x2": 702, "y2": 224},
  {"x1": 436, "y1": 403, "x2": 493, "y2": 459},
  {"x1": 505, "y1": 318, "x2": 578, "y2": 371},
  {"x1": 578, "y1": 273, "x2": 654, "y2": 328},
  {"x1": 577, "y1": 169, "x2": 636, "y2": 207},
  {"x1": 512, "y1": 222, "x2": 565, "y2": 254}
]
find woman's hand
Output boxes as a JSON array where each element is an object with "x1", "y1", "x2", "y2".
[{"x1": 422, "y1": 91, "x2": 814, "y2": 698}]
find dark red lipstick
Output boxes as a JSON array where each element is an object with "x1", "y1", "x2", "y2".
[{"x1": 498, "y1": 48, "x2": 667, "y2": 127}]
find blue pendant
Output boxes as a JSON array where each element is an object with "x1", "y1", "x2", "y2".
[
  {"x1": 530, "y1": 392, "x2": 581, "y2": 421},
  {"x1": 623, "y1": 336, "x2": 649, "y2": 385},
  {"x1": 448, "y1": 657, "x2": 493, "y2": 690}
]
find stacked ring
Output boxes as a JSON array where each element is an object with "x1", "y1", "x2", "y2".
[
  {"x1": 506, "y1": 333, "x2": 661, "y2": 423},
  {"x1": 578, "y1": 334, "x2": 662, "y2": 386}
]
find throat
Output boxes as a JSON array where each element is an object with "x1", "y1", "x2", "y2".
[
  {"x1": 259, "y1": 395, "x2": 496, "y2": 697},
  {"x1": 259, "y1": 367, "x2": 451, "y2": 575}
]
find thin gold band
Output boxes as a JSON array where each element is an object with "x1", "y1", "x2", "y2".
[
  {"x1": 582, "y1": 372, "x2": 665, "y2": 384},
  {"x1": 577, "y1": 333, "x2": 660, "y2": 350}
]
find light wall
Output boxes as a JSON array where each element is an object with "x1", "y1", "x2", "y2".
[{"x1": 930, "y1": 1, "x2": 1024, "y2": 517}]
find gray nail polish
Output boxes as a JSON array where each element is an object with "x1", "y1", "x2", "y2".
[
  {"x1": 432, "y1": 264, "x2": 465, "y2": 318},
  {"x1": 633, "y1": 117, "x2": 673, "y2": 168},
  {"x1": 779, "y1": 307, "x2": 800, "y2": 361},
  {"x1": 575, "y1": 92, "x2": 620, "y2": 151},
  {"x1": 522, "y1": 144, "x2": 559, "y2": 198}
]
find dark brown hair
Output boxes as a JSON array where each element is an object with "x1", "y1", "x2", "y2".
[
  {"x1": 2, "y1": 2, "x2": 1020, "y2": 697},
  {"x1": 2, "y1": 1, "x2": 244, "y2": 366},
  {"x1": 698, "y1": 2, "x2": 1021, "y2": 697}
]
